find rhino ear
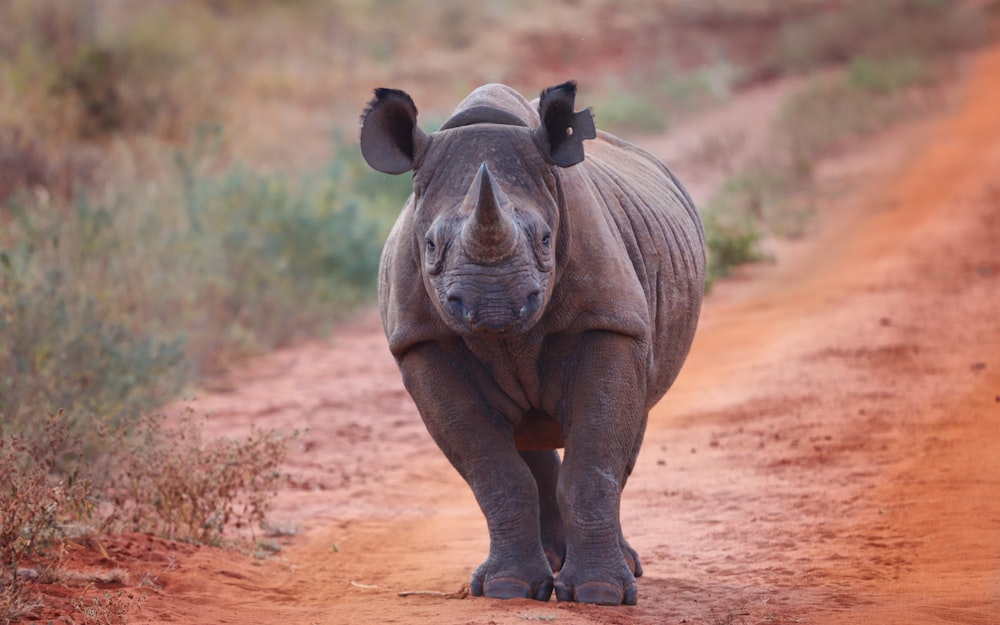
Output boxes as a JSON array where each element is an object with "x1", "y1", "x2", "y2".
[
  {"x1": 360, "y1": 88, "x2": 429, "y2": 175},
  {"x1": 534, "y1": 81, "x2": 596, "y2": 168}
]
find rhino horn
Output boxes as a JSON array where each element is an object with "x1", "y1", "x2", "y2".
[{"x1": 463, "y1": 163, "x2": 517, "y2": 263}]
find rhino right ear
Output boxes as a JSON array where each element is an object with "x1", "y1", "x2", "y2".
[{"x1": 360, "y1": 88, "x2": 429, "y2": 175}]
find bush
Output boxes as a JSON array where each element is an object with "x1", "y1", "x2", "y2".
[
  {"x1": 846, "y1": 55, "x2": 930, "y2": 95},
  {"x1": 1, "y1": 129, "x2": 404, "y2": 434},
  {"x1": 702, "y1": 188, "x2": 770, "y2": 289},
  {"x1": 779, "y1": 53, "x2": 941, "y2": 180},
  {"x1": 109, "y1": 413, "x2": 291, "y2": 544},
  {"x1": 1, "y1": 418, "x2": 94, "y2": 624},
  {"x1": 0, "y1": 203, "x2": 190, "y2": 455},
  {"x1": 171, "y1": 131, "x2": 404, "y2": 370},
  {"x1": 772, "y1": 0, "x2": 985, "y2": 76},
  {"x1": 0, "y1": 411, "x2": 291, "y2": 622},
  {"x1": 0, "y1": 128, "x2": 403, "y2": 620}
]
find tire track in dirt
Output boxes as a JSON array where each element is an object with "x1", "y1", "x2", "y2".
[{"x1": 125, "y1": 45, "x2": 1000, "y2": 625}]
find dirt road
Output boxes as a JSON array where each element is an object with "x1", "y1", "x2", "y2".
[{"x1": 58, "y1": 45, "x2": 999, "y2": 625}]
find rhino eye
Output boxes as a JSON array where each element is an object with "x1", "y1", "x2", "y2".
[
  {"x1": 425, "y1": 238, "x2": 437, "y2": 253},
  {"x1": 541, "y1": 233, "x2": 551, "y2": 248}
]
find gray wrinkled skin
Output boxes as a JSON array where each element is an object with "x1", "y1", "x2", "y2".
[{"x1": 360, "y1": 82, "x2": 705, "y2": 606}]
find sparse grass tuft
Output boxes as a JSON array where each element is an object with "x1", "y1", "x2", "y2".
[{"x1": 71, "y1": 589, "x2": 147, "y2": 625}]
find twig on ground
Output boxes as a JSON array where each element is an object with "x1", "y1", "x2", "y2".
[{"x1": 397, "y1": 585, "x2": 469, "y2": 599}]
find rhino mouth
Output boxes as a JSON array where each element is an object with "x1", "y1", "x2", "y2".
[{"x1": 445, "y1": 289, "x2": 542, "y2": 335}]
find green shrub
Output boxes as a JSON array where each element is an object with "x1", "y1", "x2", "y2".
[
  {"x1": 701, "y1": 48, "x2": 954, "y2": 289},
  {"x1": 846, "y1": 55, "x2": 930, "y2": 95},
  {"x1": 171, "y1": 132, "x2": 404, "y2": 367},
  {"x1": 1, "y1": 128, "x2": 404, "y2": 432},
  {"x1": 0, "y1": 217, "x2": 189, "y2": 453},
  {"x1": 701, "y1": 184, "x2": 770, "y2": 289},
  {"x1": 592, "y1": 89, "x2": 668, "y2": 136}
]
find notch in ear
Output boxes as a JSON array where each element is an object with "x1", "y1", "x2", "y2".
[
  {"x1": 535, "y1": 81, "x2": 596, "y2": 168},
  {"x1": 360, "y1": 88, "x2": 429, "y2": 174}
]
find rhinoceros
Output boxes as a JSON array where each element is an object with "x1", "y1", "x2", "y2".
[{"x1": 359, "y1": 81, "x2": 705, "y2": 605}]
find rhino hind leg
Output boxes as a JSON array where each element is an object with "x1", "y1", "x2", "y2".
[
  {"x1": 519, "y1": 450, "x2": 566, "y2": 572},
  {"x1": 620, "y1": 534, "x2": 643, "y2": 578}
]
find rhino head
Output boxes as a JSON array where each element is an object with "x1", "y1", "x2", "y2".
[{"x1": 360, "y1": 82, "x2": 596, "y2": 336}]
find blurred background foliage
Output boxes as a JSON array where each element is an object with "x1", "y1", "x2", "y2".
[{"x1": 0, "y1": 2, "x2": 998, "y2": 611}]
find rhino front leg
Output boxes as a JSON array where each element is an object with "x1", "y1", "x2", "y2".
[
  {"x1": 520, "y1": 450, "x2": 566, "y2": 572},
  {"x1": 398, "y1": 344, "x2": 554, "y2": 601},
  {"x1": 550, "y1": 331, "x2": 648, "y2": 606}
]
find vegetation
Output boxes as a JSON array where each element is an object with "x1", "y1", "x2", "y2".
[
  {"x1": 1, "y1": 421, "x2": 93, "y2": 623},
  {"x1": 700, "y1": 0, "x2": 989, "y2": 286},
  {"x1": 1, "y1": 129, "x2": 401, "y2": 428},
  {"x1": 0, "y1": 0, "x2": 995, "y2": 621},
  {"x1": 71, "y1": 590, "x2": 147, "y2": 625}
]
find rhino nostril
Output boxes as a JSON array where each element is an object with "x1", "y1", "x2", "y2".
[
  {"x1": 447, "y1": 293, "x2": 471, "y2": 321},
  {"x1": 519, "y1": 291, "x2": 541, "y2": 318}
]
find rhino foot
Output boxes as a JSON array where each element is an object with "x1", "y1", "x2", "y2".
[
  {"x1": 554, "y1": 579, "x2": 638, "y2": 606},
  {"x1": 552, "y1": 556, "x2": 638, "y2": 605},
  {"x1": 470, "y1": 559, "x2": 554, "y2": 601}
]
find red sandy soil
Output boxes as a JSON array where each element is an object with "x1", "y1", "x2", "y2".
[{"x1": 23, "y1": 45, "x2": 1000, "y2": 625}]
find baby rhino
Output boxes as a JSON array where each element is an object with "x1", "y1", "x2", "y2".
[{"x1": 360, "y1": 81, "x2": 705, "y2": 605}]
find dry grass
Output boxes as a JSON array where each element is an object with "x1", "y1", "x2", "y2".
[
  {"x1": 109, "y1": 411, "x2": 292, "y2": 543},
  {"x1": 71, "y1": 590, "x2": 147, "y2": 625},
  {"x1": 0, "y1": 418, "x2": 94, "y2": 624}
]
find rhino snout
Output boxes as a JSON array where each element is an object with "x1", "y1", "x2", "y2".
[{"x1": 444, "y1": 286, "x2": 543, "y2": 334}]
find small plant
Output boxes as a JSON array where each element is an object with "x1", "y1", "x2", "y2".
[
  {"x1": 0, "y1": 418, "x2": 94, "y2": 625},
  {"x1": 111, "y1": 412, "x2": 291, "y2": 544},
  {"x1": 71, "y1": 589, "x2": 147, "y2": 625},
  {"x1": 0, "y1": 582, "x2": 42, "y2": 625},
  {"x1": 702, "y1": 204, "x2": 769, "y2": 289}
]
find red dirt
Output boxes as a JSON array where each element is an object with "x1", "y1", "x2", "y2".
[{"x1": 25, "y1": 45, "x2": 1000, "y2": 624}]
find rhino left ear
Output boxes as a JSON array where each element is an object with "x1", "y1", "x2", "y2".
[
  {"x1": 360, "y1": 88, "x2": 429, "y2": 175},
  {"x1": 534, "y1": 81, "x2": 596, "y2": 168}
]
